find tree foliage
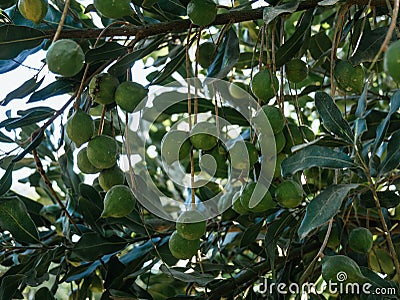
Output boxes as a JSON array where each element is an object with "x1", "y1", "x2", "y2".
[{"x1": 1, "y1": 0, "x2": 400, "y2": 299}]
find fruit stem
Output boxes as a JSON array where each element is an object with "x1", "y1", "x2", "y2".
[{"x1": 53, "y1": 0, "x2": 71, "y2": 43}]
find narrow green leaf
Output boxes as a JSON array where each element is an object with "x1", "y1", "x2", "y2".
[
  {"x1": 28, "y1": 80, "x2": 77, "y2": 103},
  {"x1": 160, "y1": 265, "x2": 215, "y2": 285},
  {"x1": 0, "y1": 274, "x2": 25, "y2": 300},
  {"x1": 298, "y1": 184, "x2": 358, "y2": 240},
  {"x1": 0, "y1": 162, "x2": 13, "y2": 196},
  {"x1": 34, "y1": 287, "x2": 55, "y2": 300},
  {"x1": 315, "y1": 91, "x2": 354, "y2": 143},
  {"x1": 281, "y1": 145, "x2": 356, "y2": 177},
  {"x1": 359, "y1": 190, "x2": 400, "y2": 209},
  {"x1": 0, "y1": 131, "x2": 13, "y2": 143},
  {"x1": 263, "y1": 1, "x2": 299, "y2": 25},
  {"x1": 12, "y1": 130, "x2": 44, "y2": 163},
  {"x1": 1, "y1": 76, "x2": 44, "y2": 106},
  {"x1": 240, "y1": 221, "x2": 263, "y2": 248},
  {"x1": 309, "y1": 31, "x2": 331, "y2": 60},
  {"x1": 151, "y1": 46, "x2": 186, "y2": 85},
  {"x1": 85, "y1": 42, "x2": 127, "y2": 64},
  {"x1": 3, "y1": 109, "x2": 54, "y2": 131},
  {"x1": 0, "y1": 25, "x2": 44, "y2": 60},
  {"x1": 0, "y1": 197, "x2": 40, "y2": 244},
  {"x1": 72, "y1": 232, "x2": 127, "y2": 261},
  {"x1": 378, "y1": 130, "x2": 400, "y2": 176}
]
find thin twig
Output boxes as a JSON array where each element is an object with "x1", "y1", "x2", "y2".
[{"x1": 53, "y1": 0, "x2": 72, "y2": 42}]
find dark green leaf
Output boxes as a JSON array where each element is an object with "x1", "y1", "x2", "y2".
[
  {"x1": 359, "y1": 190, "x2": 400, "y2": 209},
  {"x1": 207, "y1": 28, "x2": 240, "y2": 79},
  {"x1": 240, "y1": 221, "x2": 263, "y2": 248},
  {"x1": 12, "y1": 130, "x2": 44, "y2": 163},
  {"x1": 1, "y1": 76, "x2": 44, "y2": 106},
  {"x1": 281, "y1": 145, "x2": 357, "y2": 177},
  {"x1": 34, "y1": 287, "x2": 55, "y2": 300},
  {"x1": 378, "y1": 130, "x2": 400, "y2": 176},
  {"x1": 151, "y1": 46, "x2": 186, "y2": 85},
  {"x1": 3, "y1": 109, "x2": 54, "y2": 131},
  {"x1": 0, "y1": 274, "x2": 25, "y2": 300},
  {"x1": 0, "y1": 197, "x2": 40, "y2": 244},
  {"x1": 72, "y1": 232, "x2": 127, "y2": 261},
  {"x1": 0, "y1": 162, "x2": 13, "y2": 196},
  {"x1": 263, "y1": 1, "x2": 299, "y2": 25},
  {"x1": 354, "y1": 118, "x2": 367, "y2": 142},
  {"x1": 28, "y1": 80, "x2": 77, "y2": 103},
  {"x1": 298, "y1": 184, "x2": 358, "y2": 239},
  {"x1": 315, "y1": 92, "x2": 353, "y2": 143},
  {"x1": 0, "y1": 25, "x2": 44, "y2": 60},
  {"x1": 0, "y1": 131, "x2": 13, "y2": 143},
  {"x1": 308, "y1": 31, "x2": 331, "y2": 60},
  {"x1": 85, "y1": 42, "x2": 127, "y2": 64},
  {"x1": 160, "y1": 265, "x2": 215, "y2": 285}
]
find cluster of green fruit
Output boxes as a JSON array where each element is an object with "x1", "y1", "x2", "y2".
[{"x1": 168, "y1": 210, "x2": 206, "y2": 259}]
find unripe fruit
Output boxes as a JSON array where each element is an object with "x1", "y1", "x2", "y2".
[
  {"x1": 254, "y1": 105, "x2": 284, "y2": 134},
  {"x1": 18, "y1": 0, "x2": 48, "y2": 24},
  {"x1": 240, "y1": 182, "x2": 276, "y2": 212},
  {"x1": 77, "y1": 147, "x2": 101, "y2": 174},
  {"x1": 189, "y1": 122, "x2": 218, "y2": 151},
  {"x1": 98, "y1": 165, "x2": 125, "y2": 191},
  {"x1": 384, "y1": 40, "x2": 400, "y2": 83},
  {"x1": 232, "y1": 191, "x2": 249, "y2": 214},
  {"x1": 198, "y1": 42, "x2": 216, "y2": 69},
  {"x1": 286, "y1": 59, "x2": 308, "y2": 83},
  {"x1": 101, "y1": 185, "x2": 135, "y2": 218},
  {"x1": 275, "y1": 180, "x2": 303, "y2": 208},
  {"x1": 87, "y1": 135, "x2": 119, "y2": 169},
  {"x1": 89, "y1": 73, "x2": 119, "y2": 105},
  {"x1": 274, "y1": 131, "x2": 286, "y2": 153},
  {"x1": 334, "y1": 60, "x2": 364, "y2": 94},
  {"x1": 93, "y1": 0, "x2": 132, "y2": 19},
  {"x1": 187, "y1": 0, "x2": 217, "y2": 27},
  {"x1": 168, "y1": 231, "x2": 201, "y2": 259},
  {"x1": 46, "y1": 39, "x2": 85, "y2": 77},
  {"x1": 66, "y1": 109, "x2": 94, "y2": 147},
  {"x1": 349, "y1": 227, "x2": 373, "y2": 253},
  {"x1": 321, "y1": 255, "x2": 368, "y2": 284},
  {"x1": 115, "y1": 81, "x2": 148, "y2": 113},
  {"x1": 229, "y1": 141, "x2": 258, "y2": 170},
  {"x1": 251, "y1": 70, "x2": 279, "y2": 101},
  {"x1": 161, "y1": 130, "x2": 191, "y2": 164},
  {"x1": 176, "y1": 210, "x2": 206, "y2": 240}
]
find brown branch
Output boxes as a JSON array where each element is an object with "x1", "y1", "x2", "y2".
[{"x1": 42, "y1": 0, "x2": 392, "y2": 40}]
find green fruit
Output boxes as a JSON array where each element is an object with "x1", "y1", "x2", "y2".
[
  {"x1": 274, "y1": 131, "x2": 286, "y2": 153},
  {"x1": 1, "y1": 0, "x2": 17, "y2": 9},
  {"x1": 384, "y1": 40, "x2": 400, "y2": 83},
  {"x1": 229, "y1": 82, "x2": 249, "y2": 99},
  {"x1": 286, "y1": 59, "x2": 308, "y2": 83},
  {"x1": 187, "y1": 0, "x2": 217, "y2": 27},
  {"x1": 66, "y1": 109, "x2": 94, "y2": 147},
  {"x1": 321, "y1": 255, "x2": 368, "y2": 284},
  {"x1": 77, "y1": 147, "x2": 101, "y2": 174},
  {"x1": 176, "y1": 210, "x2": 206, "y2": 240},
  {"x1": 46, "y1": 39, "x2": 84, "y2": 77},
  {"x1": 251, "y1": 70, "x2": 279, "y2": 101},
  {"x1": 318, "y1": 224, "x2": 341, "y2": 249},
  {"x1": 229, "y1": 141, "x2": 258, "y2": 170},
  {"x1": 98, "y1": 165, "x2": 125, "y2": 191},
  {"x1": 240, "y1": 182, "x2": 276, "y2": 212},
  {"x1": 198, "y1": 42, "x2": 216, "y2": 69},
  {"x1": 87, "y1": 135, "x2": 119, "y2": 169},
  {"x1": 299, "y1": 125, "x2": 315, "y2": 141},
  {"x1": 161, "y1": 130, "x2": 191, "y2": 164},
  {"x1": 282, "y1": 123, "x2": 303, "y2": 154},
  {"x1": 93, "y1": 0, "x2": 132, "y2": 19},
  {"x1": 254, "y1": 105, "x2": 284, "y2": 134},
  {"x1": 101, "y1": 185, "x2": 135, "y2": 218},
  {"x1": 201, "y1": 144, "x2": 228, "y2": 178},
  {"x1": 349, "y1": 227, "x2": 373, "y2": 253},
  {"x1": 275, "y1": 180, "x2": 303, "y2": 208},
  {"x1": 168, "y1": 231, "x2": 201, "y2": 259},
  {"x1": 18, "y1": 0, "x2": 48, "y2": 24},
  {"x1": 334, "y1": 60, "x2": 364, "y2": 94},
  {"x1": 189, "y1": 122, "x2": 218, "y2": 151},
  {"x1": 232, "y1": 191, "x2": 249, "y2": 214},
  {"x1": 89, "y1": 73, "x2": 119, "y2": 105},
  {"x1": 115, "y1": 81, "x2": 148, "y2": 113}
]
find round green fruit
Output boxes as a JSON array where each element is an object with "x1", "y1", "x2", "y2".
[
  {"x1": 77, "y1": 147, "x2": 101, "y2": 174},
  {"x1": 18, "y1": 0, "x2": 48, "y2": 24},
  {"x1": 101, "y1": 185, "x2": 135, "y2": 218},
  {"x1": 87, "y1": 135, "x2": 119, "y2": 169},
  {"x1": 321, "y1": 255, "x2": 368, "y2": 284},
  {"x1": 176, "y1": 210, "x2": 207, "y2": 240},
  {"x1": 93, "y1": 0, "x2": 132, "y2": 19},
  {"x1": 275, "y1": 180, "x2": 303, "y2": 208},
  {"x1": 286, "y1": 59, "x2": 308, "y2": 83},
  {"x1": 161, "y1": 130, "x2": 191, "y2": 164},
  {"x1": 334, "y1": 60, "x2": 364, "y2": 94},
  {"x1": 89, "y1": 73, "x2": 119, "y2": 105},
  {"x1": 66, "y1": 109, "x2": 94, "y2": 147},
  {"x1": 349, "y1": 227, "x2": 373, "y2": 253},
  {"x1": 274, "y1": 131, "x2": 286, "y2": 153},
  {"x1": 46, "y1": 39, "x2": 84, "y2": 77},
  {"x1": 198, "y1": 42, "x2": 216, "y2": 69},
  {"x1": 254, "y1": 105, "x2": 284, "y2": 134},
  {"x1": 189, "y1": 122, "x2": 218, "y2": 151},
  {"x1": 240, "y1": 182, "x2": 276, "y2": 212},
  {"x1": 251, "y1": 70, "x2": 279, "y2": 101},
  {"x1": 229, "y1": 141, "x2": 258, "y2": 170},
  {"x1": 187, "y1": 0, "x2": 217, "y2": 27},
  {"x1": 232, "y1": 191, "x2": 248, "y2": 214},
  {"x1": 168, "y1": 230, "x2": 201, "y2": 259},
  {"x1": 98, "y1": 165, "x2": 125, "y2": 191},
  {"x1": 384, "y1": 40, "x2": 400, "y2": 83},
  {"x1": 115, "y1": 81, "x2": 148, "y2": 113},
  {"x1": 201, "y1": 144, "x2": 228, "y2": 178},
  {"x1": 318, "y1": 224, "x2": 341, "y2": 249}
]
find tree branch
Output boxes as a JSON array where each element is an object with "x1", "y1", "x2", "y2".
[{"x1": 42, "y1": 0, "x2": 391, "y2": 40}]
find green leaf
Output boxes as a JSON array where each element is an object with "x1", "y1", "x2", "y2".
[
  {"x1": 151, "y1": 46, "x2": 186, "y2": 85},
  {"x1": 315, "y1": 92, "x2": 353, "y2": 143},
  {"x1": 28, "y1": 80, "x2": 77, "y2": 103},
  {"x1": 12, "y1": 130, "x2": 44, "y2": 163},
  {"x1": 308, "y1": 31, "x2": 331, "y2": 60},
  {"x1": 275, "y1": 9, "x2": 313, "y2": 68},
  {"x1": 378, "y1": 130, "x2": 400, "y2": 176},
  {"x1": 263, "y1": 1, "x2": 299, "y2": 25},
  {"x1": 240, "y1": 221, "x2": 263, "y2": 248},
  {"x1": 2, "y1": 109, "x2": 54, "y2": 131},
  {"x1": 85, "y1": 42, "x2": 128, "y2": 64},
  {"x1": 318, "y1": 0, "x2": 339, "y2": 5},
  {"x1": 72, "y1": 232, "x2": 127, "y2": 261},
  {"x1": 0, "y1": 274, "x2": 25, "y2": 300},
  {"x1": 281, "y1": 145, "x2": 357, "y2": 177},
  {"x1": 0, "y1": 25, "x2": 44, "y2": 60},
  {"x1": 34, "y1": 287, "x2": 55, "y2": 300},
  {"x1": 298, "y1": 184, "x2": 358, "y2": 240},
  {"x1": 160, "y1": 265, "x2": 215, "y2": 286},
  {"x1": 0, "y1": 162, "x2": 13, "y2": 196},
  {"x1": 0, "y1": 131, "x2": 13, "y2": 143},
  {"x1": 0, "y1": 196, "x2": 40, "y2": 244},
  {"x1": 207, "y1": 28, "x2": 240, "y2": 79},
  {"x1": 359, "y1": 190, "x2": 400, "y2": 209},
  {"x1": 1, "y1": 76, "x2": 44, "y2": 106}
]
